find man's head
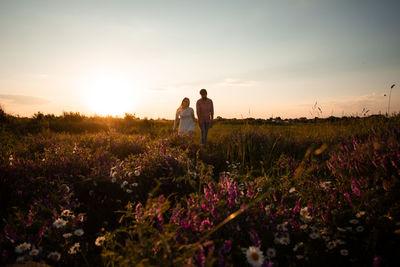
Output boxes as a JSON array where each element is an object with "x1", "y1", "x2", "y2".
[{"x1": 200, "y1": 89, "x2": 207, "y2": 99}]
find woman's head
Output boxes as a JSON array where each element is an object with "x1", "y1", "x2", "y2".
[{"x1": 180, "y1": 97, "x2": 190, "y2": 109}]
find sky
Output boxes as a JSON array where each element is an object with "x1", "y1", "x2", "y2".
[{"x1": 0, "y1": 0, "x2": 399, "y2": 119}]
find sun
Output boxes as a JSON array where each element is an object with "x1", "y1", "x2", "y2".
[{"x1": 84, "y1": 75, "x2": 136, "y2": 117}]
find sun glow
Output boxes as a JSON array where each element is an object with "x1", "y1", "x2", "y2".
[{"x1": 84, "y1": 74, "x2": 136, "y2": 117}]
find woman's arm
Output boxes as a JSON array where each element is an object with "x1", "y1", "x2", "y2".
[
  {"x1": 173, "y1": 109, "x2": 179, "y2": 130},
  {"x1": 191, "y1": 108, "x2": 196, "y2": 123}
]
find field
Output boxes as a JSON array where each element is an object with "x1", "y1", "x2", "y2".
[{"x1": 1, "y1": 111, "x2": 400, "y2": 266}]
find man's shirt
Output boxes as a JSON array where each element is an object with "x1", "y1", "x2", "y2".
[{"x1": 196, "y1": 98, "x2": 214, "y2": 123}]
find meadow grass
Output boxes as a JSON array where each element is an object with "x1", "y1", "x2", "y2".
[{"x1": 1, "y1": 111, "x2": 399, "y2": 266}]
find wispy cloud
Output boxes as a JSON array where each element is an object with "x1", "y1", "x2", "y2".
[
  {"x1": 0, "y1": 94, "x2": 50, "y2": 105},
  {"x1": 219, "y1": 78, "x2": 257, "y2": 87}
]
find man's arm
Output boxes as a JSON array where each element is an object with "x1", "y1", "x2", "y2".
[
  {"x1": 196, "y1": 100, "x2": 201, "y2": 120},
  {"x1": 210, "y1": 99, "x2": 214, "y2": 120}
]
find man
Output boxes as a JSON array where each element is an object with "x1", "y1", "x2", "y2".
[{"x1": 196, "y1": 89, "x2": 214, "y2": 145}]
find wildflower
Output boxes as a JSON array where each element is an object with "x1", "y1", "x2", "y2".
[
  {"x1": 309, "y1": 232, "x2": 320, "y2": 239},
  {"x1": 351, "y1": 179, "x2": 361, "y2": 197},
  {"x1": 349, "y1": 219, "x2": 359, "y2": 224},
  {"x1": 322, "y1": 235, "x2": 331, "y2": 241},
  {"x1": 265, "y1": 205, "x2": 272, "y2": 215},
  {"x1": 15, "y1": 242, "x2": 31, "y2": 253},
  {"x1": 29, "y1": 248, "x2": 40, "y2": 256},
  {"x1": 257, "y1": 188, "x2": 262, "y2": 192},
  {"x1": 126, "y1": 189, "x2": 133, "y2": 193},
  {"x1": 320, "y1": 181, "x2": 332, "y2": 190},
  {"x1": 132, "y1": 182, "x2": 139, "y2": 187},
  {"x1": 296, "y1": 255, "x2": 304, "y2": 260},
  {"x1": 266, "y1": 248, "x2": 276, "y2": 258},
  {"x1": 74, "y1": 228, "x2": 84, "y2": 236},
  {"x1": 289, "y1": 187, "x2": 296, "y2": 193},
  {"x1": 344, "y1": 191, "x2": 353, "y2": 205},
  {"x1": 47, "y1": 251, "x2": 61, "y2": 261},
  {"x1": 121, "y1": 181, "x2": 128, "y2": 188},
  {"x1": 327, "y1": 241, "x2": 337, "y2": 250},
  {"x1": 340, "y1": 249, "x2": 349, "y2": 256},
  {"x1": 300, "y1": 224, "x2": 308, "y2": 230},
  {"x1": 134, "y1": 170, "x2": 141, "y2": 176},
  {"x1": 77, "y1": 213, "x2": 85, "y2": 222},
  {"x1": 61, "y1": 209, "x2": 73, "y2": 217},
  {"x1": 336, "y1": 239, "x2": 346, "y2": 245},
  {"x1": 356, "y1": 211, "x2": 366, "y2": 218},
  {"x1": 277, "y1": 222, "x2": 288, "y2": 231},
  {"x1": 111, "y1": 177, "x2": 116, "y2": 183},
  {"x1": 53, "y1": 218, "x2": 67, "y2": 228},
  {"x1": 63, "y1": 233, "x2": 73, "y2": 238},
  {"x1": 293, "y1": 242, "x2": 304, "y2": 252},
  {"x1": 356, "y1": 226, "x2": 364, "y2": 232},
  {"x1": 95, "y1": 236, "x2": 106, "y2": 246},
  {"x1": 300, "y1": 207, "x2": 312, "y2": 221},
  {"x1": 244, "y1": 246, "x2": 264, "y2": 267},
  {"x1": 68, "y1": 243, "x2": 80, "y2": 255},
  {"x1": 16, "y1": 256, "x2": 27, "y2": 264},
  {"x1": 275, "y1": 232, "x2": 290, "y2": 245},
  {"x1": 337, "y1": 227, "x2": 346, "y2": 232}
]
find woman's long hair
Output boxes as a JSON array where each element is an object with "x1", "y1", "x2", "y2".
[{"x1": 179, "y1": 97, "x2": 190, "y2": 110}]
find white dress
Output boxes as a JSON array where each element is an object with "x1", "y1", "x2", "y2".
[{"x1": 174, "y1": 107, "x2": 195, "y2": 135}]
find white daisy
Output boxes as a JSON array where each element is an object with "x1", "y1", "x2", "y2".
[
  {"x1": 68, "y1": 242, "x2": 80, "y2": 255},
  {"x1": 356, "y1": 226, "x2": 364, "y2": 232},
  {"x1": 61, "y1": 209, "x2": 73, "y2": 217},
  {"x1": 266, "y1": 248, "x2": 276, "y2": 258},
  {"x1": 47, "y1": 251, "x2": 61, "y2": 261},
  {"x1": 15, "y1": 242, "x2": 31, "y2": 253},
  {"x1": 74, "y1": 228, "x2": 84, "y2": 236},
  {"x1": 16, "y1": 256, "x2": 26, "y2": 264},
  {"x1": 244, "y1": 246, "x2": 264, "y2": 267},
  {"x1": 53, "y1": 218, "x2": 68, "y2": 228},
  {"x1": 356, "y1": 211, "x2": 366, "y2": 218},
  {"x1": 349, "y1": 219, "x2": 359, "y2": 224},
  {"x1": 29, "y1": 248, "x2": 40, "y2": 256},
  {"x1": 327, "y1": 241, "x2": 336, "y2": 250},
  {"x1": 95, "y1": 236, "x2": 106, "y2": 246},
  {"x1": 63, "y1": 233, "x2": 73, "y2": 238},
  {"x1": 309, "y1": 232, "x2": 320, "y2": 239},
  {"x1": 336, "y1": 239, "x2": 346, "y2": 245},
  {"x1": 340, "y1": 249, "x2": 349, "y2": 256},
  {"x1": 121, "y1": 181, "x2": 128, "y2": 188}
]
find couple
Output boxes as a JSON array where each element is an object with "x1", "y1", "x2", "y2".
[{"x1": 173, "y1": 89, "x2": 214, "y2": 145}]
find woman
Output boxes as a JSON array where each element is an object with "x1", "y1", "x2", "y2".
[{"x1": 173, "y1": 97, "x2": 196, "y2": 135}]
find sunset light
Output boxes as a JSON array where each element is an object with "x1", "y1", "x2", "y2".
[{"x1": 83, "y1": 74, "x2": 136, "y2": 117}]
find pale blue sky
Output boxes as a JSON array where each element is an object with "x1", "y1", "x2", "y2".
[{"x1": 0, "y1": 0, "x2": 399, "y2": 118}]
